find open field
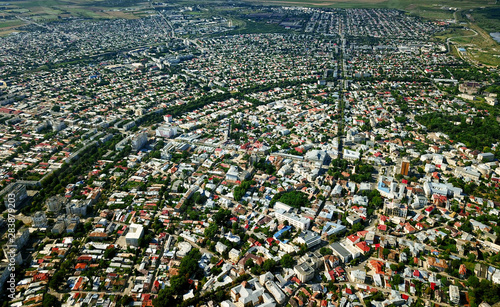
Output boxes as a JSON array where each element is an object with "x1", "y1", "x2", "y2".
[
  {"x1": 470, "y1": 7, "x2": 500, "y2": 32},
  {"x1": 243, "y1": 0, "x2": 495, "y2": 12},
  {"x1": 0, "y1": 0, "x2": 149, "y2": 32}
]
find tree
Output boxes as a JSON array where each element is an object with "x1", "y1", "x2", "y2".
[
  {"x1": 49, "y1": 269, "x2": 66, "y2": 290},
  {"x1": 118, "y1": 295, "x2": 132, "y2": 307},
  {"x1": 320, "y1": 247, "x2": 332, "y2": 255},
  {"x1": 392, "y1": 274, "x2": 402, "y2": 287},
  {"x1": 104, "y1": 246, "x2": 117, "y2": 259},
  {"x1": 280, "y1": 254, "x2": 295, "y2": 268},
  {"x1": 245, "y1": 259, "x2": 254, "y2": 269},
  {"x1": 43, "y1": 294, "x2": 61, "y2": 307},
  {"x1": 262, "y1": 259, "x2": 276, "y2": 272},
  {"x1": 467, "y1": 275, "x2": 479, "y2": 288},
  {"x1": 153, "y1": 287, "x2": 178, "y2": 307}
]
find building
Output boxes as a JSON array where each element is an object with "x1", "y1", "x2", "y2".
[
  {"x1": 2, "y1": 183, "x2": 28, "y2": 210},
  {"x1": 31, "y1": 211, "x2": 48, "y2": 228},
  {"x1": 295, "y1": 230, "x2": 321, "y2": 249},
  {"x1": 449, "y1": 285, "x2": 460, "y2": 305},
  {"x1": 66, "y1": 200, "x2": 90, "y2": 216},
  {"x1": 228, "y1": 248, "x2": 240, "y2": 263},
  {"x1": 492, "y1": 270, "x2": 500, "y2": 285},
  {"x1": 225, "y1": 165, "x2": 240, "y2": 182},
  {"x1": 131, "y1": 132, "x2": 148, "y2": 151},
  {"x1": 400, "y1": 160, "x2": 410, "y2": 176},
  {"x1": 265, "y1": 280, "x2": 286, "y2": 304},
  {"x1": 2, "y1": 227, "x2": 29, "y2": 265},
  {"x1": 459, "y1": 81, "x2": 481, "y2": 95},
  {"x1": 346, "y1": 214, "x2": 362, "y2": 225},
  {"x1": 215, "y1": 242, "x2": 228, "y2": 254},
  {"x1": 164, "y1": 114, "x2": 173, "y2": 123},
  {"x1": 46, "y1": 195, "x2": 67, "y2": 212},
  {"x1": 155, "y1": 125, "x2": 177, "y2": 138},
  {"x1": 230, "y1": 278, "x2": 265, "y2": 306},
  {"x1": 455, "y1": 166, "x2": 481, "y2": 182},
  {"x1": 427, "y1": 257, "x2": 448, "y2": 272},
  {"x1": 329, "y1": 242, "x2": 351, "y2": 263},
  {"x1": 305, "y1": 150, "x2": 331, "y2": 165},
  {"x1": 126, "y1": 223, "x2": 144, "y2": 247},
  {"x1": 350, "y1": 270, "x2": 366, "y2": 283},
  {"x1": 322, "y1": 221, "x2": 347, "y2": 236},
  {"x1": 478, "y1": 153, "x2": 495, "y2": 162},
  {"x1": 384, "y1": 202, "x2": 408, "y2": 218},
  {"x1": 294, "y1": 262, "x2": 315, "y2": 283},
  {"x1": 275, "y1": 210, "x2": 310, "y2": 231}
]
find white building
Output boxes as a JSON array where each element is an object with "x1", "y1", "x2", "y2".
[
  {"x1": 164, "y1": 114, "x2": 173, "y2": 123},
  {"x1": 449, "y1": 285, "x2": 460, "y2": 305},
  {"x1": 131, "y1": 132, "x2": 148, "y2": 151},
  {"x1": 295, "y1": 230, "x2": 321, "y2": 249},
  {"x1": 156, "y1": 125, "x2": 177, "y2": 138},
  {"x1": 294, "y1": 262, "x2": 315, "y2": 283},
  {"x1": 492, "y1": 270, "x2": 500, "y2": 285},
  {"x1": 230, "y1": 278, "x2": 265, "y2": 306},
  {"x1": 126, "y1": 223, "x2": 144, "y2": 247},
  {"x1": 275, "y1": 210, "x2": 310, "y2": 231},
  {"x1": 228, "y1": 248, "x2": 240, "y2": 262},
  {"x1": 215, "y1": 242, "x2": 228, "y2": 254},
  {"x1": 264, "y1": 280, "x2": 286, "y2": 304},
  {"x1": 66, "y1": 200, "x2": 90, "y2": 217}
]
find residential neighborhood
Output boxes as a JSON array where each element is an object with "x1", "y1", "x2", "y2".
[{"x1": 0, "y1": 2, "x2": 499, "y2": 307}]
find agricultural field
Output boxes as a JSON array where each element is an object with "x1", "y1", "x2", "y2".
[{"x1": 0, "y1": 0, "x2": 150, "y2": 33}]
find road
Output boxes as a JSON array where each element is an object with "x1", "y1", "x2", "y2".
[
  {"x1": 337, "y1": 20, "x2": 346, "y2": 160},
  {"x1": 446, "y1": 27, "x2": 478, "y2": 62}
]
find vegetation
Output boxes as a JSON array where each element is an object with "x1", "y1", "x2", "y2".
[
  {"x1": 416, "y1": 112, "x2": 500, "y2": 158},
  {"x1": 270, "y1": 190, "x2": 309, "y2": 208},
  {"x1": 233, "y1": 180, "x2": 255, "y2": 201},
  {"x1": 153, "y1": 248, "x2": 204, "y2": 307}
]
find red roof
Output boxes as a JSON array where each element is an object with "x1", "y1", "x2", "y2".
[
  {"x1": 347, "y1": 235, "x2": 359, "y2": 243},
  {"x1": 356, "y1": 241, "x2": 370, "y2": 252}
]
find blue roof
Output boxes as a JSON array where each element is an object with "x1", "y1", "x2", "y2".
[
  {"x1": 273, "y1": 225, "x2": 292, "y2": 239},
  {"x1": 378, "y1": 181, "x2": 390, "y2": 193}
]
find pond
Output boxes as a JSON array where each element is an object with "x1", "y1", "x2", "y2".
[{"x1": 490, "y1": 32, "x2": 500, "y2": 43}]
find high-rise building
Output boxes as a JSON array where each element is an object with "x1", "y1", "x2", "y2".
[
  {"x1": 2, "y1": 183, "x2": 28, "y2": 210},
  {"x1": 131, "y1": 132, "x2": 148, "y2": 151}
]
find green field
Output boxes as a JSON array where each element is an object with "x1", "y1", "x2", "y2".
[{"x1": 0, "y1": 0, "x2": 147, "y2": 28}]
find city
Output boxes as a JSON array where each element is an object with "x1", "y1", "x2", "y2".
[{"x1": 0, "y1": 1, "x2": 499, "y2": 307}]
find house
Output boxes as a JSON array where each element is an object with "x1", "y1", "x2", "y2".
[
  {"x1": 355, "y1": 241, "x2": 371, "y2": 254},
  {"x1": 346, "y1": 235, "x2": 360, "y2": 245},
  {"x1": 459, "y1": 264, "x2": 467, "y2": 278},
  {"x1": 427, "y1": 257, "x2": 448, "y2": 272}
]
